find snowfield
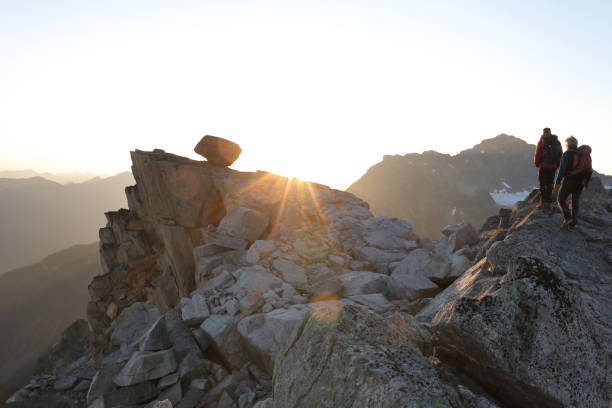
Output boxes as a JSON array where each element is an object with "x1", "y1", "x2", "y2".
[{"x1": 490, "y1": 189, "x2": 532, "y2": 207}]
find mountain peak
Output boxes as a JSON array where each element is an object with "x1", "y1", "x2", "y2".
[{"x1": 461, "y1": 134, "x2": 533, "y2": 155}]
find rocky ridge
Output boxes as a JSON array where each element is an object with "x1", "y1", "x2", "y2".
[
  {"x1": 7, "y1": 139, "x2": 611, "y2": 408},
  {"x1": 347, "y1": 133, "x2": 612, "y2": 237}
]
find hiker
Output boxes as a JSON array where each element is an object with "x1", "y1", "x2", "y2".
[
  {"x1": 555, "y1": 136, "x2": 593, "y2": 231},
  {"x1": 534, "y1": 127, "x2": 562, "y2": 208}
]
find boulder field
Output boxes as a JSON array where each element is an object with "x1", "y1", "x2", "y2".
[{"x1": 6, "y1": 140, "x2": 611, "y2": 408}]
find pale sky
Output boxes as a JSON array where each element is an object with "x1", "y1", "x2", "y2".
[{"x1": 1, "y1": 0, "x2": 610, "y2": 189}]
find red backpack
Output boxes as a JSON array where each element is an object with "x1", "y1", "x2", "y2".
[{"x1": 566, "y1": 145, "x2": 592, "y2": 176}]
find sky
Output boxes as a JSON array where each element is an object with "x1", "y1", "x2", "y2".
[{"x1": 1, "y1": 0, "x2": 610, "y2": 189}]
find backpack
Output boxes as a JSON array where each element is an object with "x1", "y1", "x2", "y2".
[
  {"x1": 566, "y1": 145, "x2": 592, "y2": 177},
  {"x1": 540, "y1": 135, "x2": 562, "y2": 164}
]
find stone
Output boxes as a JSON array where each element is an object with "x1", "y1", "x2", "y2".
[
  {"x1": 164, "y1": 308, "x2": 202, "y2": 362},
  {"x1": 246, "y1": 240, "x2": 277, "y2": 264},
  {"x1": 75, "y1": 368, "x2": 98, "y2": 381},
  {"x1": 200, "y1": 315, "x2": 247, "y2": 368},
  {"x1": 175, "y1": 388, "x2": 205, "y2": 408},
  {"x1": 180, "y1": 294, "x2": 210, "y2": 327},
  {"x1": 447, "y1": 253, "x2": 471, "y2": 281},
  {"x1": 449, "y1": 221, "x2": 480, "y2": 251},
  {"x1": 218, "y1": 206, "x2": 269, "y2": 242},
  {"x1": 239, "y1": 391, "x2": 256, "y2": 408},
  {"x1": 214, "y1": 232, "x2": 249, "y2": 250},
  {"x1": 347, "y1": 293, "x2": 393, "y2": 312},
  {"x1": 158, "y1": 382, "x2": 183, "y2": 406},
  {"x1": 360, "y1": 216, "x2": 418, "y2": 250},
  {"x1": 200, "y1": 371, "x2": 246, "y2": 406},
  {"x1": 103, "y1": 381, "x2": 159, "y2": 407},
  {"x1": 227, "y1": 265, "x2": 284, "y2": 296},
  {"x1": 194, "y1": 135, "x2": 242, "y2": 166},
  {"x1": 114, "y1": 349, "x2": 178, "y2": 387},
  {"x1": 197, "y1": 270, "x2": 234, "y2": 294},
  {"x1": 271, "y1": 304, "x2": 460, "y2": 407},
  {"x1": 158, "y1": 372, "x2": 180, "y2": 389},
  {"x1": 239, "y1": 292, "x2": 264, "y2": 316},
  {"x1": 108, "y1": 302, "x2": 162, "y2": 351},
  {"x1": 86, "y1": 356, "x2": 129, "y2": 405},
  {"x1": 106, "y1": 302, "x2": 119, "y2": 320},
  {"x1": 53, "y1": 376, "x2": 79, "y2": 391},
  {"x1": 146, "y1": 400, "x2": 174, "y2": 408},
  {"x1": 338, "y1": 271, "x2": 389, "y2": 297},
  {"x1": 138, "y1": 317, "x2": 172, "y2": 352},
  {"x1": 280, "y1": 283, "x2": 297, "y2": 300},
  {"x1": 304, "y1": 275, "x2": 344, "y2": 298},
  {"x1": 178, "y1": 351, "x2": 210, "y2": 385},
  {"x1": 390, "y1": 250, "x2": 440, "y2": 298},
  {"x1": 423, "y1": 253, "x2": 452, "y2": 283},
  {"x1": 193, "y1": 243, "x2": 230, "y2": 259},
  {"x1": 191, "y1": 328, "x2": 211, "y2": 353},
  {"x1": 217, "y1": 390, "x2": 237, "y2": 408},
  {"x1": 237, "y1": 307, "x2": 308, "y2": 374},
  {"x1": 327, "y1": 254, "x2": 345, "y2": 266},
  {"x1": 73, "y1": 379, "x2": 91, "y2": 392},
  {"x1": 225, "y1": 298, "x2": 240, "y2": 316},
  {"x1": 190, "y1": 378, "x2": 209, "y2": 391},
  {"x1": 385, "y1": 276, "x2": 417, "y2": 300},
  {"x1": 271, "y1": 258, "x2": 307, "y2": 288},
  {"x1": 351, "y1": 245, "x2": 408, "y2": 274}
]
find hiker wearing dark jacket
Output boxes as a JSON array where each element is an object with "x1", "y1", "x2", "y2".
[
  {"x1": 555, "y1": 136, "x2": 593, "y2": 231},
  {"x1": 534, "y1": 127, "x2": 562, "y2": 208}
]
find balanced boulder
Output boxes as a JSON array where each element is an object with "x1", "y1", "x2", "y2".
[{"x1": 194, "y1": 135, "x2": 242, "y2": 166}]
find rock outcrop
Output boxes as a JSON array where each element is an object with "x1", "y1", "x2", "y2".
[
  {"x1": 418, "y1": 178, "x2": 612, "y2": 408},
  {"x1": 8, "y1": 137, "x2": 611, "y2": 408}
]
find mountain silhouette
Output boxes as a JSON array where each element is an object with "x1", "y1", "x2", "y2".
[
  {"x1": 0, "y1": 172, "x2": 133, "y2": 275},
  {"x1": 347, "y1": 134, "x2": 612, "y2": 237}
]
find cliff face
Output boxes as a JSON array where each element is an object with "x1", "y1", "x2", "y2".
[
  {"x1": 7, "y1": 143, "x2": 612, "y2": 408},
  {"x1": 88, "y1": 148, "x2": 383, "y2": 353}
]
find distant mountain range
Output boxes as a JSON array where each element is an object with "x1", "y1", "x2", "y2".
[
  {"x1": 0, "y1": 172, "x2": 134, "y2": 274},
  {"x1": 347, "y1": 134, "x2": 612, "y2": 237},
  {"x1": 0, "y1": 170, "x2": 107, "y2": 184},
  {"x1": 0, "y1": 243, "x2": 99, "y2": 397}
]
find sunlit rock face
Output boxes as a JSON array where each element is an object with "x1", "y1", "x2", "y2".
[
  {"x1": 89, "y1": 146, "x2": 428, "y2": 357},
  {"x1": 10, "y1": 138, "x2": 610, "y2": 408}
]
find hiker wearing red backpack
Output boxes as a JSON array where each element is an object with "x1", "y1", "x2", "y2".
[
  {"x1": 534, "y1": 127, "x2": 562, "y2": 208},
  {"x1": 555, "y1": 136, "x2": 593, "y2": 231}
]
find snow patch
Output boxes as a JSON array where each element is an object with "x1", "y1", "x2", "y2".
[
  {"x1": 451, "y1": 207, "x2": 457, "y2": 216},
  {"x1": 490, "y1": 189, "x2": 532, "y2": 207},
  {"x1": 606, "y1": 185, "x2": 612, "y2": 190},
  {"x1": 502, "y1": 180, "x2": 511, "y2": 189}
]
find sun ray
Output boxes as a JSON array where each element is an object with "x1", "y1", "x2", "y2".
[{"x1": 267, "y1": 176, "x2": 294, "y2": 241}]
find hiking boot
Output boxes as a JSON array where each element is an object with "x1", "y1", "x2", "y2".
[
  {"x1": 562, "y1": 218, "x2": 574, "y2": 230},
  {"x1": 536, "y1": 203, "x2": 546, "y2": 208}
]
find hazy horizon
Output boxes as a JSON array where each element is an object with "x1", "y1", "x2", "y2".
[{"x1": 2, "y1": 0, "x2": 611, "y2": 189}]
